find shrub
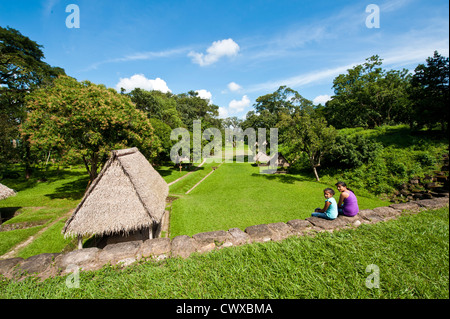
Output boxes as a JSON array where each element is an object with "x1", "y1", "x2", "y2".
[{"x1": 324, "y1": 134, "x2": 383, "y2": 169}]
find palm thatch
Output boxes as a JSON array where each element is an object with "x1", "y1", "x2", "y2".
[
  {"x1": 63, "y1": 147, "x2": 168, "y2": 239},
  {"x1": 0, "y1": 183, "x2": 16, "y2": 201},
  {"x1": 270, "y1": 153, "x2": 290, "y2": 168},
  {"x1": 253, "y1": 151, "x2": 271, "y2": 163}
]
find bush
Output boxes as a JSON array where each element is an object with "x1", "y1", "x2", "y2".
[
  {"x1": 415, "y1": 152, "x2": 437, "y2": 167},
  {"x1": 324, "y1": 134, "x2": 383, "y2": 169}
]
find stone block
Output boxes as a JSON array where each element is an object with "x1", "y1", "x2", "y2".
[
  {"x1": 193, "y1": 230, "x2": 231, "y2": 246},
  {"x1": 56, "y1": 247, "x2": 100, "y2": 273},
  {"x1": 98, "y1": 240, "x2": 142, "y2": 264},
  {"x1": 245, "y1": 224, "x2": 273, "y2": 242},
  {"x1": 19, "y1": 253, "x2": 60, "y2": 275},
  {"x1": 305, "y1": 216, "x2": 349, "y2": 230},
  {"x1": 389, "y1": 202, "x2": 421, "y2": 212},
  {"x1": 358, "y1": 209, "x2": 384, "y2": 223},
  {"x1": 228, "y1": 228, "x2": 250, "y2": 245},
  {"x1": 338, "y1": 215, "x2": 364, "y2": 227},
  {"x1": 372, "y1": 206, "x2": 401, "y2": 219},
  {"x1": 418, "y1": 198, "x2": 449, "y2": 209},
  {"x1": 140, "y1": 238, "x2": 171, "y2": 259},
  {"x1": 286, "y1": 219, "x2": 313, "y2": 235},
  {"x1": 267, "y1": 222, "x2": 293, "y2": 241},
  {"x1": 0, "y1": 257, "x2": 23, "y2": 277},
  {"x1": 171, "y1": 235, "x2": 197, "y2": 259}
]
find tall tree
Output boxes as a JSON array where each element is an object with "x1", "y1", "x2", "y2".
[
  {"x1": 174, "y1": 90, "x2": 220, "y2": 131},
  {"x1": 279, "y1": 105, "x2": 336, "y2": 181},
  {"x1": 1, "y1": 26, "x2": 65, "y2": 175},
  {"x1": 409, "y1": 51, "x2": 449, "y2": 132},
  {"x1": 21, "y1": 76, "x2": 160, "y2": 183},
  {"x1": 326, "y1": 55, "x2": 410, "y2": 128},
  {"x1": 128, "y1": 88, "x2": 183, "y2": 129}
]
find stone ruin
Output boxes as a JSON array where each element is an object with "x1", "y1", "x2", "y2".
[{"x1": 0, "y1": 197, "x2": 448, "y2": 281}]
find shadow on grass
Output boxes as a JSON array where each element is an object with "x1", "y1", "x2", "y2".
[
  {"x1": 45, "y1": 175, "x2": 90, "y2": 200},
  {"x1": 156, "y1": 164, "x2": 205, "y2": 178},
  {"x1": 370, "y1": 126, "x2": 448, "y2": 149},
  {"x1": 0, "y1": 207, "x2": 22, "y2": 224},
  {"x1": 250, "y1": 172, "x2": 312, "y2": 184},
  {"x1": 2, "y1": 167, "x2": 89, "y2": 193}
]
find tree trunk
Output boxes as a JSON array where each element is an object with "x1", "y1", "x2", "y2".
[
  {"x1": 312, "y1": 165, "x2": 320, "y2": 181},
  {"x1": 24, "y1": 141, "x2": 32, "y2": 179},
  {"x1": 309, "y1": 155, "x2": 320, "y2": 181},
  {"x1": 82, "y1": 152, "x2": 99, "y2": 184}
]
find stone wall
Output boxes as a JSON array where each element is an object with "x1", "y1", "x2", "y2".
[{"x1": 0, "y1": 197, "x2": 448, "y2": 280}]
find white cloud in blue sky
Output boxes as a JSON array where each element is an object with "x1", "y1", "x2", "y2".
[
  {"x1": 1, "y1": 0, "x2": 448, "y2": 118},
  {"x1": 188, "y1": 38, "x2": 240, "y2": 66},
  {"x1": 116, "y1": 74, "x2": 171, "y2": 93}
]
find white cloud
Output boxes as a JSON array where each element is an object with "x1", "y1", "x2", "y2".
[
  {"x1": 218, "y1": 107, "x2": 229, "y2": 118},
  {"x1": 228, "y1": 95, "x2": 251, "y2": 112},
  {"x1": 195, "y1": 89, "x2": 213, "y2": 104},
  {"x1": 189, "y1": 38, "x2": 240, "y2": 66},
  {"x1": 115, "y1": 74, "x2": 171, "y2": 93},
  {"x1": 313, "y1": 95, "x2": 332, "y2": 105},
  {"x1": 246, "y1": 64, "x2": 355, "y2": 93},
  {"x1": 227, "y1": 82, "x2": 242, "y2": 92}
]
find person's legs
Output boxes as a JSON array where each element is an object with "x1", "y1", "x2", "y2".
[{"x1": 311, "y1": 212, "x2": 334, "y2": 220}]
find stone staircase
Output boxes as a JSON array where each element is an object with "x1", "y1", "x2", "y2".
[{"x1": 393, "y1": 150, "x2": 449, "y2": 202}]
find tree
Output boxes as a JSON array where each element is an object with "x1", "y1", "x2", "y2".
[
  {"x1": 409, "y1": 51, "x2": 449, "y2": 132},
  {"x1": 174, "y1": 90, "x2": 220, "y2": 130},
  {"x1": 21, "y1": 76, "x2": 161, "y2": 183},
  {"x1": 326, "y1": 55, "x2": 410, "y2": 128},
  {"x1": 245, "y1": 86, "x2": 314, "y2": 129},
  {"x1": 128, "y1": 88, "x2": 183, "y2": 129},
  {"x1": 1, "y1": 26, "x2": 65, "y2": 175},
  {"x1": 279, "y1": 106, "x2": 336, "y2": 181}
]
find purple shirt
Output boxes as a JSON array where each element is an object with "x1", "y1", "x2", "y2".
[{"x1": 342, "y1": 190, "x2": 359, "y2": 216}]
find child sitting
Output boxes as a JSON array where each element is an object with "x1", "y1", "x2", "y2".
[{"x1": 311, "y1": 188, "x2": 338, "y2": 220}]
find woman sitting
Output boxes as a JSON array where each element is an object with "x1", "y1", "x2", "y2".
[{"x1": 335, "y1": 181, "x2": 359, "y2": 217}]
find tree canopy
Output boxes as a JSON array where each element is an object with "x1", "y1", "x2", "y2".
[
  {"x1": 325, "y1": 55, "x2": 411, "y2": 129},
  {"x1": 21, "y1": 75, "x2": 160, "y2": 182},
  {"x1": 1, "y1": 26, "x2": 65, "y2": 172},
  {"x1": 409, "y1": 51, "x2": 449, "y2": 131}
]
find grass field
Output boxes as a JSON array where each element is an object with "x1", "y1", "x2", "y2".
[
  {"x1": 1, "y1": 207, "x2": 448, "y2": 299},
  {"x1": 169, "y1": 163, "x2": 390, "y2": 237}
]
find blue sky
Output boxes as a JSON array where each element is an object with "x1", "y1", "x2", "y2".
[{"x1": 1, "y1": 0, "x2": 448, "y2": 119}]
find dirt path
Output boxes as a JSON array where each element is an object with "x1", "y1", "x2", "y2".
[
  {"x1": 1, "y1": 208, "x2": 74, "y2": 259},
  {"x1": 167, "y1": 159, "x2": 206, "y2": 186},
  {"x1": 185, "y1": 162, "x2": 223, "y2": 194}
]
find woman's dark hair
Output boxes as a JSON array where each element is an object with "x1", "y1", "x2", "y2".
[
  {"x1": 335, "y1": 181, "x2": 354, "y2": 194},
  {"x1": 324, "y1": 188, "x2": 335, "y2": 195}
]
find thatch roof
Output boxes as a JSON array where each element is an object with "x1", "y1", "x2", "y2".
[
  {"x1": 270, "y1": 153, "x2": 290, "y2": 167},
  {"x1": 0, "y1": 183, "x2": 16, "y2": 201},
  {"x1": 63, "y1": 147, "x2": 169, "y2": 238},
  {"x1": 253, "y1": 151, "x2": 271, "y2": 163}
]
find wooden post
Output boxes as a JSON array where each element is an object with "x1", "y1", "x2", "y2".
[{"x1": 77, "y1": 235, "x2": 83, "y2": 249}]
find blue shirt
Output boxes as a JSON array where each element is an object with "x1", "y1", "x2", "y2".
[{"x1": 325, "y1": 197, "x2": 338, "y2": 219}]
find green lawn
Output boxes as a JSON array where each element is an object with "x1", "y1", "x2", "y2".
[
  {"x1": 1, "y1": 207, "x2": 448, "y2": 299},
  {"x1": 169, "y1": 163, "x2": 390, "y2": 237}
]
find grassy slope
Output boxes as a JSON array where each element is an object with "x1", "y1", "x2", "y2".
[
  {"x1": 169, "y1": 163, "x2": 389, "y2": 237},
  {"x1": 1, "y1": 207, "x2": 448, "y2": 299}
]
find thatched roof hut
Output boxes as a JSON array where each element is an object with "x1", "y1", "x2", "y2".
[
  {"x1": 63, "y1": 148, "x2": 168, "y2": 244},
  {"x1": 0, "y1": 183, "x2": 16, "y2": 201},
  {"x1": 253, "y1": 151, "x2": 271, "y2": 163},
  {"x1": 270, "y1": 153, "x2": 290, "y2": 168}
]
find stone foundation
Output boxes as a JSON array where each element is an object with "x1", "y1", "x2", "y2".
[{"x1": 0, "y1": 197, "x2": 448, "y2": 280}]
